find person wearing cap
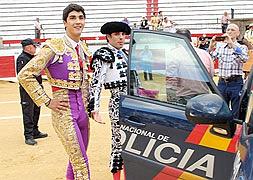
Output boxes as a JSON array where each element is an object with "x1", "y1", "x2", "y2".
[
  {"x1": 18, "y1": 4, "x2": 92, "y2": 180},
  {"x1": 16, "y1": 38, "x2": 48, "y2": 146},
  {"x1": 88, "y1": 21, "x2": 130, "y2": 179},
  {"x1": 244, "y1": 23, "x2": 253, "y2": 45}
]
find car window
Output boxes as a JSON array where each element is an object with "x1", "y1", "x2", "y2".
[{"x1": 129, "y1": 31, "x2": 217, "y2": 106}]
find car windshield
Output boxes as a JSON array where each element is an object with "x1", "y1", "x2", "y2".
[{"x1": 128, "y1": 31, "x2": 217, "y2": 106}]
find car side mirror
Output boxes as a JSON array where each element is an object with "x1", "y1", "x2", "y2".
[{"x1": 185, "y1": 94, "x2": 236, "y2": 138}]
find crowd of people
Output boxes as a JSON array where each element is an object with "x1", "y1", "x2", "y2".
[
  {"x1": 132, "y1": 11, "x2": 176, "y2": 32},
  {"x1": 15, "y1": 3, "x2": 252, "y2": 180}
]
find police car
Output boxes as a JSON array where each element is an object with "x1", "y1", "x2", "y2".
[{"x1": 119, "y1": 29, "x2": 253, "y2": 180}]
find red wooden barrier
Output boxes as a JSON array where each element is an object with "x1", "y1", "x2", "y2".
[{"x1": 0, "y1": 56, "x2": 16, "y2": 78}]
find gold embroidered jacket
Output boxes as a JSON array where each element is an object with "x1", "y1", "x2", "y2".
[{"x1": 18, "y1": 37, "x2": 92, "y2": 107}]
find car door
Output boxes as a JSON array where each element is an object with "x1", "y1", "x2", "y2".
[
  {"x1": 237, "y1": 67, "x2": 253, "y2": 180},
  {"x1": 119, "y1": 30, "x2": 243, "y2": 180}
]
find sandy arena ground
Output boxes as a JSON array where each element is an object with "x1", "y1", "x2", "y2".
[{"x1": 0, "y1": 80, "x2": 113, "y2": 180}]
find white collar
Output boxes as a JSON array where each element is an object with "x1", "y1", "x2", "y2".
[
  {"x1": 107, "y1": 44, "x2": 128, "y2": 61},
  {"x1": 107, "y1": 43, "x2": 123, "y2": 52},
  {"x1": 64, "y1": 34, "x2": 80, "y2": 49}
]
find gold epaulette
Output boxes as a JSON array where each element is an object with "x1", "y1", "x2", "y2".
[
  {"x1": 44, "y1": 38, "x2": 66, "y2": 55},
  {"x1": 80, "y1": 41, "x2": 92, "y2": 57}
]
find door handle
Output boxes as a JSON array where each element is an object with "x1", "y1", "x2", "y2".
[{"x1": 123, "y1": 116, "x2": 146, "y2": 127}]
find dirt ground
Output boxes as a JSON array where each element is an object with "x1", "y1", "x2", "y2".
[{"x1": 0, "y1": 80, "x2": 113, "y2": 180}]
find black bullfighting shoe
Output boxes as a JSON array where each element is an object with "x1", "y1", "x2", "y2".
[
  {"x1": 33, "y1": 132, "x2": 48, "y2": 139},
  {"x1": 25, "y1": 138, "x2": 37, "y2": 145}
]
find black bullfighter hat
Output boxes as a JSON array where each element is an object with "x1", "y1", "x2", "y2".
[
  {"x1": 100, "y1": 21, "x2": 131, "y2": 35},
  {"x1": 21, "y1": 38, "x2": 37, "y2": 47}
]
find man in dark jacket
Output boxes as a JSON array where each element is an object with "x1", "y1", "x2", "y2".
[{"x1": 16, "y1": 38, "x2": 47, "y2": 145}]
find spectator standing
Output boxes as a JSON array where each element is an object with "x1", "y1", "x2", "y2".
[
  {"x1": 140, "y1": 16, "x2": 149, "y2": 30},
  {"x1": 16, "y1": 38, "x2": 48, "y2": 146},
  {"x1": 150, "y1": 12, "x2": 159, "y2": 30},
  {"x1": 88, "y1": 21, "x2": 131, "y2": 180},
  {"x1": 244, "y1": 23, "x2": 253, "y2": 45},
  {"x1": 221, "y1": 11, "x2": 230, "y2": 33},
  {"x1": 166, "y1": 29, "x2": 212, "y2": 104},
  {"x1": 34, "y1": 17, "x2": 43, "y2": 39},
  {"x1": 209, "y1": 23, "x2": 248, "y2": 118},
  {"x1": 140, "y1": 45, "x2": 153, "y2": 80},
  {"x1": 243, "y1": 24, "x2": 253, "y2": 79},
  {"x1": 132, "y1": 23, "x2": 138, "y2": 29},
  {"x1": 122, "y1": 17, "x2": 130, "y2": 25},
  {"x1": 162, "y1": 17, "x2": 176, "y2": 33},
  {"x1": 198, "y1": 36, "x2": 210, "y2": 51},
  {"x1": 18, "y1": 4, "x2": 92, "y2": 179},
  {"x1": 177, "y1": 29, "x2": 214, "y2": 76},
  {"x1": 158, "y1": 11, "x2": 164, "y2": 29}
]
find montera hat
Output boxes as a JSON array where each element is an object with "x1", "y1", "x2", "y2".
[
  {"x1": 100, "y1": 21, "x2": 131, "y2": 35},
  {"x1": 21, "y1": 38, "x2": 37, "y2": 47}
]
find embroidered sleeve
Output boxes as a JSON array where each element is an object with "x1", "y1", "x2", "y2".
[
  {"x1": 91, "y1": 47, "x2": 115, "y2": 70},
  {"x1": 17, "y1": 46, "x2": 55, "y2": 106},
  {"x1": 88, "y1": 58, "x2": 108, "y2": 114},
  {"x1": 81, "y1": 79, "x2": 90, "y2": 108}
]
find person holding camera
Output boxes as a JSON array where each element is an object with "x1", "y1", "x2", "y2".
[
  {"x1": 208, "y1": 23, "x2": 248, "y2": 118},
  {"x1": 198, "y1": 36, "x2": 209, "y2": 51}
]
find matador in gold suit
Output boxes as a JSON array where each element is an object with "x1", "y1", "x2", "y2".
[{"x1": 18, "y1": 35, "x2": 92, "y2": 179}]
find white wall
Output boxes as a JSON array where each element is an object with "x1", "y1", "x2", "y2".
[{"x1": 0, "y1": 0, "x2": 253, "y2": 40}]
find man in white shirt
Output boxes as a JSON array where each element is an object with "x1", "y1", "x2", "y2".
[{"x1": 34, "y1": 17, "x2": 43, "y2": 39}]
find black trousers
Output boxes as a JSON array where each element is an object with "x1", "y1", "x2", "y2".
[
  {"x1": 19, "y1": 86, "x2": 41, "y2": 139},
  {"x1": 222, "y1": 23, "x2": 228, "y2": 33},
  {"x1": 144, "y1": 72, "x2": 153, "y2": 80},
  {"x1": 35, "y1": 29, "x2": 41, "y2": 39}
]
